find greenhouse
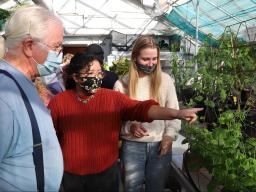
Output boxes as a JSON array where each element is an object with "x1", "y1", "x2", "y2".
[{"x1": 0, "y1": 0, "x2": 255, "y2": 192}]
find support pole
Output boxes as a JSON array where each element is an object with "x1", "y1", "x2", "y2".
[{"x1": 195, "y1": 0, "x2": 199, "y2": 71}]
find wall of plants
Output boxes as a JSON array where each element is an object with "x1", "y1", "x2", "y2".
[{"x1": 173, "y1": 31, "x2": 256, "y2": 191}]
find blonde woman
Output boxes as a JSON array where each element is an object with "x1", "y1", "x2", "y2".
[{"x1": 114, "y1": 36, "x2": 181, "y2": 192}]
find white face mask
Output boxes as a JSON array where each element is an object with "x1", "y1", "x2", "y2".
[{"x1": 32, "y1": 50, "x2": 63, "y2": 76}]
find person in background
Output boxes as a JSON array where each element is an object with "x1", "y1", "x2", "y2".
[
  {"x1": 44, "y1": 53, "x2": 74, "y2": 95},
  {"x1": 0, "y1": 5, "x2": 64, "y2": 191},
  {"x1": 86, "y1": 43, "x2": 118, "y2": 89},
  {"x1": 48, "y1": 52, "x2": 203, "y2": 192},
  {"x1": 60, "y1": 52, "x2": 74, "y2": 88},
  {"x1": 40, "y1": 64, "x2": 65, "y2": 95},
  {"x1": 34, "y1": 77, "x2": 54, "y2": 106},
  {"x1": 39, "y1": 51, "x2": 73, "y2": 96},
  {"x1": 62, "y1": 53, "x2": 74, "y2": 67},
  {"x1": 114, "y1": 35, "x2": 180, "y2": 192}
]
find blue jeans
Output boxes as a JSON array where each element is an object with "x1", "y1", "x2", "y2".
[{"x1": 121, "y1": 140, "x2": 172, "y2": 192}]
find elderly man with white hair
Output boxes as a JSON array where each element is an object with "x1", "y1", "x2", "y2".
[{"x1": 0, "y1": 5, "x2": 64, "y2": 191}]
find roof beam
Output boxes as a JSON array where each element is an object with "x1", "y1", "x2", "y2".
[
  {"x1": 204, "y1": 0, "x2": 245, "y2": 26},
  {"x1": 32, "y1": 0, "x2": 48, "y2": 8}
]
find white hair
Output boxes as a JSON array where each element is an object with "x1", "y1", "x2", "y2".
[{"x1": 1, "y1": 5, "x2": 62, "y2": 56}]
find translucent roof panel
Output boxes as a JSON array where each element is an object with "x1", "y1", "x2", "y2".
[
  {"x1": 165, "y1": 0, "x2": 256, "y2": 42},
  {"x1": 45, "y1": 0, "x2": 175, "y2": 36},
  {"x1": 1, "y1": 0, "x2": 255, "y2": 44},
  {"x1": 0, "y1": 0, "x2": 177, "y2": 37}
]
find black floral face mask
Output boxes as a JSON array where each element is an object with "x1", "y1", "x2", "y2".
[{"x1": 79, "y1": 76, "x2": 102, "y2": 94}]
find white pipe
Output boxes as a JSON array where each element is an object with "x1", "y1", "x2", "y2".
[{"x1": 195, "y1": 0, "x2": 199, "y2": 71}]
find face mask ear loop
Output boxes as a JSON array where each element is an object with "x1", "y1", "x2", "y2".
[
  {"x1": 31, "y1": 57, "x2": 39, "y2": 65},
  {"x1": 60, "y1": 66, "x2": 63, "y2": 73}
]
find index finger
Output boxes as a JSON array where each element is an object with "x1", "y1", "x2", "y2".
[{"x1": 192, "y1": 108, "x2": 204, "y2": 113}]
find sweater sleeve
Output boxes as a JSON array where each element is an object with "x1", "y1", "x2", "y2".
[
  {"x1": 114, "y1": 91, "x2": 158, "y2": 122},
  {"x1": 113, "y1": 79, "x2": 124, "y2": 93},
  {"x1": 163, "y1": 75, "x2": 181, "y2": 140}
]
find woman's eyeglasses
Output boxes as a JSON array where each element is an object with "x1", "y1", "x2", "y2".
[{"x1": 79, "y1": 71, "x2": 105, "y2": 78}]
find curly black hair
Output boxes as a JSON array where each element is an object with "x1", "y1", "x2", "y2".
[{"x1": 64, "y1": 53, "x2": 100, "y2": 90}]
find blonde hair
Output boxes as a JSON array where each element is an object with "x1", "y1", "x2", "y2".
[
  {"x1": 1, "y1": 5, "x2": 62, "y2": 56},
  {"x1": 62, "y1": 53, "x2": 74, "y2": 64},
  {"x1": 34, "y1": 78, "x2": 53, "y2": 106},
  {"x1": 128, "y1": 35, "x2": 162, "y2": 105}
]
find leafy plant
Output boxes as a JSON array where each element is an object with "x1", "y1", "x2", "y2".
[
  {"x1": 0, "y1": 8, "x2": 11, "y2": 21},
  {"x1": 169, "y1": 53, "x2": 195, "y2": 100},
  {"x1": 184, "y1": 111, "x2": 256, "y2": 191},
  {"x1": 169, "y1": 34, "x2": 181, "y2": 52},
  {"x1": 189, "y1": 31, "x2": 256, "y2": 122},
  {"x1": 182, "y1": 31, "x2": 256, "y2": 191},
  {"x1": 158, "y1": 39, "x2": 169, "y2": 49},
  {"x1": 109, "y1": 57, "x2": 129, "y2": 76},
  {"x1": 0, "y1": 1, "x2": 31, "y2": 30},
  {"x1": 0, "y1": 8, "x2": 11, "y2": 30}
]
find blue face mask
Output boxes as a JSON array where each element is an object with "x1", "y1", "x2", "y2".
[{"x1": 34, "y1": 50, "x2": 63, "y2": 76}]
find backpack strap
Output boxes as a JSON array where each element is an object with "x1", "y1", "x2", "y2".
[{"x1": 0, "y1": 70, "x2": 45, "y2": 192}]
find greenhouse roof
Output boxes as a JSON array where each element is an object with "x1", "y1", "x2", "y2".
[
  {"x1": 0, "y1": 0, "x2": 255, "y2": 44},
  {"x1": 165, "y1": 0, "x2": 256, "y2": 42}
]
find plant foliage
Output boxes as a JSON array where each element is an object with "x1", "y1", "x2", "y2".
[
  {"x1": 185, "y1": 111, "x2": 256, "y2": 191},
  {"x1": 109, "y1": 57, "x2": 130, "y2": 76},
  {"x1": 0, "y1": 8, "x2": 11, "y2": 21},
  {"x1": 182, "y1": 31, "x2": 256, "y2": 191}
]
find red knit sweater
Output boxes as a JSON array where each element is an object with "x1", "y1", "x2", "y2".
[{"x1": 48, "y1": 88, "x2": 158, "y2": 175}]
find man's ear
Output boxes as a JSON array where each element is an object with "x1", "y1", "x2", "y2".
[{"x1": 22, "y1": 37, "x2": 33, "y2": 57}]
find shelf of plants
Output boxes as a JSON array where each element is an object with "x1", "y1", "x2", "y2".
[{"x1": 170, "y1": 30, "x2": 256, "y2": 192}]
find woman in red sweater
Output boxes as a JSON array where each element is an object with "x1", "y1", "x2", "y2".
[{"x1": 48, "y1": 53, "x2": 202, "y2": 192}]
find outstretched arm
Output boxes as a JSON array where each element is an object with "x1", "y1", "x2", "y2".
[{"x1": 147, "y1": 105, "x2": 203, "y2": 124}]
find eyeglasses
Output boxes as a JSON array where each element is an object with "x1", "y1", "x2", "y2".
[
  {"x1": 36, "y1": 41, "x2": 63, "y2": 54},
  {"x1": 79, "y1": 71, "x2": 105, "y2": 78}
]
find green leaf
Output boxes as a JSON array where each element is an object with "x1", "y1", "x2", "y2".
[{"x1": 181, "y1": 138, "x2": 189, "y2": 144}]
